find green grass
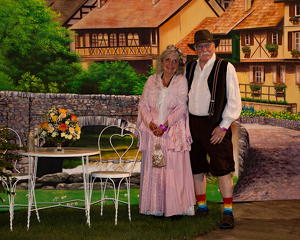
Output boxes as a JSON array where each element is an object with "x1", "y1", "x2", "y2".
[
  {"x1": 0, "y1": 188, "x2": 222, "y2": 240},
  {"x1": 0, "y1": 181, "x2": 233, "y2": 239},
  {"x1": 0, "y1": 202, "x2": 222, "y2": 240}
]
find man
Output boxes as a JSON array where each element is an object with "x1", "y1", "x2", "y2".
[{"x1": 185, "y1": 29, "x2": 242, "y2": 229}]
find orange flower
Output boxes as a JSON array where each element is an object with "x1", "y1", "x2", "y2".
[
  {"x1": 71, "y1": 115, "x2": 77, "y2": 121},
  {"x1": 41, "y1": 121, "x2": 49, "y2": 130},
  {"x1": 58, "y1": 108, "x2": 67, "y2": 114},
  {"x1": 58, "y1": 123, "x2": 68, "y2": 131}
]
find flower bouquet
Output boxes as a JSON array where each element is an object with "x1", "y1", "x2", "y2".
[{"x1": 35, "y1": 107, "x2": 81, "y2": 152}]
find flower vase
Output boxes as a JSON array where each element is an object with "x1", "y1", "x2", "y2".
[{"x1": 55, "y1": 141, "x2": 64, "y2": 153}]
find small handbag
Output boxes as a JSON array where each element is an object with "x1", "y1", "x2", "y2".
[{"x1": 152, "y1": 143, "x2": 165, "y2": 168}]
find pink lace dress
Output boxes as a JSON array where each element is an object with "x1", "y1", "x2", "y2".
[{"x1": 136, "y1": 73, "x2": 195, "y2": 217}]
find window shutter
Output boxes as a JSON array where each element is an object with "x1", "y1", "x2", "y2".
[
  {"x1": 289, "y1": 4, "x2": 295, "y2": 17},
  {"x1": 278, "y1": 31, "x2": 282, "y2": 45},
  {"x1": 296, "y1": 66, "x2": 300, "y2": 84},
  {"x1": 261, "y1": 66, "x2": 265, "y2": 83},
  {"x1": 241, "y1": 32, "x2": 245, "y2": 46},
  {"x1": 250, "y1": 33, "x2": 254, "y2": 45},
  {"x1": 281, "y1": 65, "x2": 286, "y2": 84},
  {"x1": 272, "y1": 66, "x2": 277, "y2": 84},
  {"x1": 249, "y1": 65, "x2": 254, "y2": 83},
  {"x1": 267, "y1": 33, "x2": 272, "y2": 44},
  {"x1": 288, "y1": 32, "x2": 293, "y2": 51}
]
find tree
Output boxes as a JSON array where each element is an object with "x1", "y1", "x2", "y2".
[
  {"x1": 0, "y1": 0, "x2": 83, "y2": 93},
  {"x1": 79, "y1": 60, "x2": 148, "y2": 95}
]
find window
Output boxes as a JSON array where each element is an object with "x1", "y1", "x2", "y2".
[
  {"x1": 295, "y1": 4, "x2": 300, "y2": 16},
  {"x1": 110, "y1": 33, "x2": 117, "y2": 47},
  {"x1": 151, "y1": 30, "x2": 156, "y2": 45},
  {"x1": 245, "y1": 33, "x2": 250, "y2": 45},
  {"x1": 250, "y1": 65, "x2": 265, "y2": 83},
  {"x1": 91, "y1": 33, "x2": 97, "y2": 47},
  {"x1": 128, "y1": 33, "x2": 139, "y2": 46},
  {"x1": 216, "y1": 39, "x2": 232, "y2": 53},
  {"x1": 98, "y1": 33, "x2": 108, "y2": 47},
  {"x1": 241, "y1": 32, "x2": 253, "y2": 46},
  {"x1": 119, "y1": 33, "x2": 126, "y2": 46},
  {"x1": 254, "y1": 67, "x2": 262, "y2": 83},
  {"x1": 272, "y1": 32, "x2": 278, "y2": 44}
]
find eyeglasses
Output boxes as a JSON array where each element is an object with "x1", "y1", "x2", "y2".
[
  {"x1": 164, "y1": 58, "x2": 178, "y2": 64},
  {"x1": 195, "y1": 43, "x2": 213, "y2": 50}
]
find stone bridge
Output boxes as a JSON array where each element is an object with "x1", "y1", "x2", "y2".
[{"x1": 0, "y1": 91, "x2": 140, "y2": 138}]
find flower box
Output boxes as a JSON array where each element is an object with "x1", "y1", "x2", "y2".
[
  {"x1": 289, "y1": 17, "x2": 299, "y2": 25},
  {"x1": 291, "y1": 49, "x2": 300, "y2": 59},
  {"x1": 265, "y1": 43, "x2": 279, "y2": 58}
]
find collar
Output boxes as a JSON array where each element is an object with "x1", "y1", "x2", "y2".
[{"x1": 196, "y1": 53, "x2": 216, "y2": 70}]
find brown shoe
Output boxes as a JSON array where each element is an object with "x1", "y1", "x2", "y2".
[
  {"x1": 220, "y1": 213, "x2": 234, "y2": 229},
  {"x1": 194, "y1": 209, "x2": 209, "y2": 219}
]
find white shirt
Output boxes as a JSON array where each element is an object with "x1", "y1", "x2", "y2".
[{"x1": 187, "y1": 54, "x2": 242, "y2": 129}]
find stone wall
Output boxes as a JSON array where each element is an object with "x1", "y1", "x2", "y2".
[{"x1": 0, "y1": 91, "x2": 140, "y2": 137}]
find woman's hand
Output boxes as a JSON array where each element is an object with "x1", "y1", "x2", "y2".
[
  {"x1": 153, "y1": 127, "x2": 164, "y2": 137},
  {"x1": 149, "y1": 122, "x2": 157, "y2": 131}
]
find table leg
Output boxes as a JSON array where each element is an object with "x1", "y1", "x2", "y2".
[
  {"x1": 27, "y1": 156, "x2": 38, "y2": 230},
  {"x1": 82, "y1": 155, "x2": 90, "y2": 227}
]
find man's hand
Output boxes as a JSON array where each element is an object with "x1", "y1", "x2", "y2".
[{"x1": 210, "y1": 126, "x2": 226, "y2": 145}]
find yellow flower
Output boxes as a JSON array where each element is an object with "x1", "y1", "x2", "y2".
[
  {"x1": 69, "y1": 127, "x2": 75, "y2": 134},
  {"x1": 51, "y1": 132, "x2": 57, "y2": 138},
  {"x1": 65, "y1": 121, "x2": 69, "y2": 125},
  {"x1": 76, "y1": 135, "x2": 80, "y2": 139},
  {"x1": 61, "y1": 132, "x2": 66, "y2": 137},
  {"x1": 52, "y1": 115, "x2": 57, "y2": 122},
  {"x1": 75, "y1": 125, "x2": 81, "y2": 132},
  {"x1": 48, "y1": 126, "x2": 54, "y2": 133}
]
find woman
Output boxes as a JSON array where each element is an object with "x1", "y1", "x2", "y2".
[{"x1": 136, "y1": 45, "x2": 195, "y2": 218}]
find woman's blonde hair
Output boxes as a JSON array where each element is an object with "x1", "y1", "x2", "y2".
[{"x1": 155, "y1": 48, "x2": 185, "y2": 75}]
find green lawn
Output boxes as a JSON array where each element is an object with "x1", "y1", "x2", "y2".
[{"x1": 0, "y1": 178, "x2": 238, "y2": 239}]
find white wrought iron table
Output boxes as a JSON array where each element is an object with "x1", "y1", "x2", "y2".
[{"x1": 19, "y1": 147, "x2": 99, "y2": 227}]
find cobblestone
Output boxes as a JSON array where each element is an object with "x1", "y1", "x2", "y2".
[{"x1": 233, "y1": 124, "x2": 300, "y2": 201}]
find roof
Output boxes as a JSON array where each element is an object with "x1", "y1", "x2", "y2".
[
  {"x1": 71, "y1": 0, "x2": 191, "y2": 29},
  {"x1": 176, "y1": 0, "x2": 284, "y2": 55},
  {"x1": 45, "y1": 0, "x2": 87, "y2": 24},
  {"x1": 209, "y1": 0, "x2": 284, "y2": 34},
  {"x1": 176, "y1": 17, "x2": 218, "y2": 55}
]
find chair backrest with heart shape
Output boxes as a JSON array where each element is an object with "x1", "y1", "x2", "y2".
[{"x1": 97, "y1": 125, "x2": 141, "y2": 173}]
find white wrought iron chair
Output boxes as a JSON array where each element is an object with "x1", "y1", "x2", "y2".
[
  {"x1": 89, "y1": 125, "x2": 141, "y2": 225},
  {"x1": 0, "y1": 128, "x2": 40, "y2": 231}
]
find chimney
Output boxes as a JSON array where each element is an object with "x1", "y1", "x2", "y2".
[{"x1": 245, "y1": 0, "x2": 252, "y2": 12}]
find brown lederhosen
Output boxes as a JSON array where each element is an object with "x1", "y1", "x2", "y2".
[{"x1": 186, "y1": 59, "x2": 235, "y2": 176}]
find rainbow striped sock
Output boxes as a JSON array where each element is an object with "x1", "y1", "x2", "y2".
[
  {"x1": 223, "y1": 197, "x2": 233, "y2": 215},
  {"x1": 196, "y1": 194, "x2": 208, "y2": 212}
]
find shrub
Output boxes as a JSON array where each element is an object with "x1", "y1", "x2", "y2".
[
  {"x1": 274, "y1": 83, "x2": 287, "y2": 91},
  {"x1": 242, "y1": 46, "x2": 251, "y2": 51},
  {"x1": 265, "y1": 42, "x2": 279, "y2": 51},
  {"x1": 291, "y1": 49, "x2": 300, "y2": 55},
  {"x1": 249, "y1": 82, "x2": 262, "y2": 91},
  {"x1": 241, "y1": 108, "x2": 300, "y2": 121}
]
